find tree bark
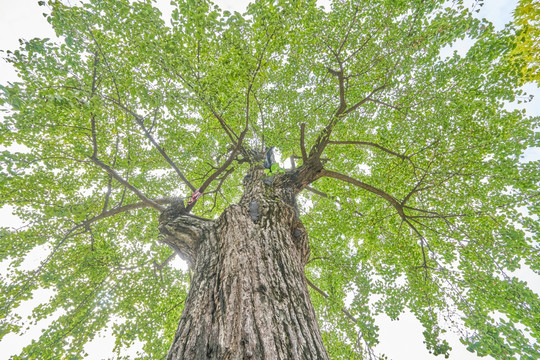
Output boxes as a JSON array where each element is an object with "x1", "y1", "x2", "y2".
[{"x1": 159, "y1": 167, "x2": 329, "y2": 359}]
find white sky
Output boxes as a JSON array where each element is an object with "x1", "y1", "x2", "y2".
[{"x1": 0, "y1": 0, "x2": 539, "y2": 359}]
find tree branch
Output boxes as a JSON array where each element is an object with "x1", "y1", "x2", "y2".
[
  {"x1": 89, "y1": 115, "x2": 159, "y2": 211},
  {"x1": 185, "y1": 34, "x2": 271, "y2": 211},
  {"x1": 328, "y1": 140, "x2": 408, "y2": 160},
  {"x1": 343, "y1": 84, "x2": 386, "y2": 115},
  {"x1": 306, "y1": 277, "x2": 358, "y2": 324},
  {"x1": 84, "y1": 197, "x2": 177, "y2": 226},
  {"x1": 99, "y1": 97, "x2": 196, "y2": 193},
  {"x1": 69, "y1": 31, "x2": 197, "y2": 193},
  {"x1": 300, "y1": 123, "x2": 308, "y2": 163},
  {"x1": 367, "y1": 97, "x2": 400, "y2": 111},
  {"x1": 327, "y1": 67, "x2": 347, "y2": 115},
  {"x1": 90, "y1": 156, "x2": 165, "y2": 212},
  {"x1": 321, "y1": 169, "x2": 405, "y2": 218},
  {"x1": 186, "y1": 105, "x2": 250, "y2": 212},
  {"x1": 307, "y1": 78, "x2": 386, "y2": 161},
  {"x1": 305, "y1": 186, "x2": 363, "y2": 217}
]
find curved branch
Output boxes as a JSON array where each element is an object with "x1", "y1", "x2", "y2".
[
  {"x1": 320, "y1": 169, "x2": 405, "y2": 218},
  {"x1": 328, "y1": 140, "x2": 408, "y2": 160}
]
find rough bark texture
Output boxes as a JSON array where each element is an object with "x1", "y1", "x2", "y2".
[{"x1": 159, "y1": 167, "x2": 329, "y2": 359}]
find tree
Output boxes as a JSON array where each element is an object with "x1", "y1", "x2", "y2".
[{"x1": 1, "y1": 0, "x2": 539, "y2": 358}]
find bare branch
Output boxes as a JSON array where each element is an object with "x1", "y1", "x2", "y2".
[
  {"x1": 290, "y1": 154, "x2": 296, "y2": 169},
  {"x1": 304, "y1": 186, "x2": 330, "y2": 199},
  {"x1": 154, "y1": 253, "x2": 177, "y2": 272}
]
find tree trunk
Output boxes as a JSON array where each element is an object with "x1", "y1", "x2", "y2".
[{"x1": 158, "y1": 167, "x2": 329, "y2": 359}]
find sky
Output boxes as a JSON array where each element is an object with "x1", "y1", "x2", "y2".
[{"x1": 0, "y1": 0, "x2": 539, "y2": 359}]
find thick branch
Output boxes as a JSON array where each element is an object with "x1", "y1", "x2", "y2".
[{"x1": 274, "y1": 157, "x2": 324, "y2": 194}]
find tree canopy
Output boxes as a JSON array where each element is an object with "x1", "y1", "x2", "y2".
[{"x1": 1, "y1": 0, "x2": 539, "y2": 359}]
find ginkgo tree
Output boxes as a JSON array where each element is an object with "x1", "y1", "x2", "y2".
[{"x1": 1, "y1": 0, "x2": 539, "y2": 359}]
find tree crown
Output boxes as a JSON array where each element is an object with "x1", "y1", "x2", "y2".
[{"x1": 1, "y1": 0, "x2": 539, "y2": 358}]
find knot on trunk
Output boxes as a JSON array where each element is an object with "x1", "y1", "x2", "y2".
[{"x1": 158, "y1": 205, "x2": 213, "y2": 267}]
